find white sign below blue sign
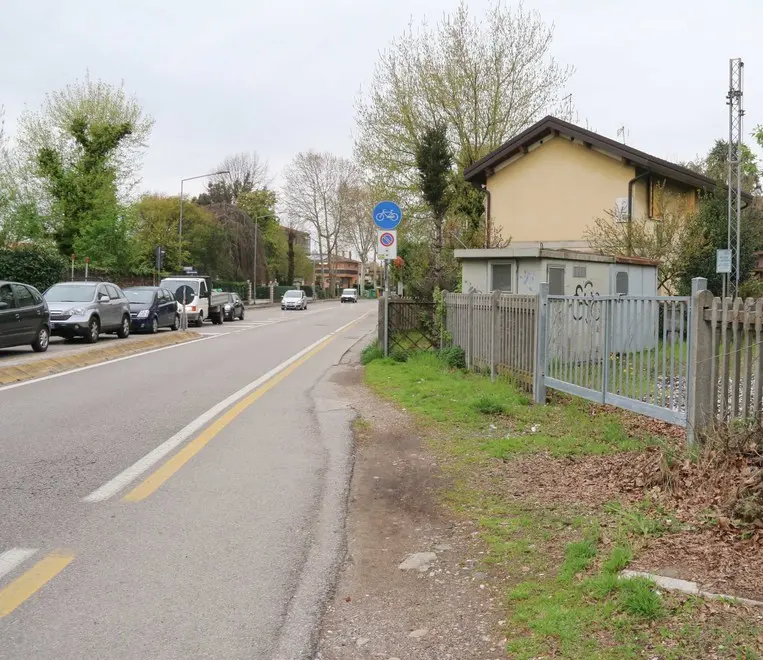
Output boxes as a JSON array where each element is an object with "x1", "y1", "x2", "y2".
[{"x1": 373, "y1": 201, "x2": 402, "y2": 230}]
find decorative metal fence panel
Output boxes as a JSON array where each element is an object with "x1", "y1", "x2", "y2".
[
  {"x1": 386, "y1": 299, "x2": 438, "y2": 352},
  {"x1": 545, "y1": 295, "x2": 691, "y2": 426},
  {"x1": 444, "y1": 292, "x2": 538, "y2": 392}
]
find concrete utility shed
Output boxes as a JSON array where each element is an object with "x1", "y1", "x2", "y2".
[{"x1": 454, "y1": 246, "x2": 658, "y2": 298}]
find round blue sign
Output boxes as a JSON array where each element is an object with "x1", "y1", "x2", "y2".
[{"x1": 373, "y1": 201, "x2": 402, "y2": 230}]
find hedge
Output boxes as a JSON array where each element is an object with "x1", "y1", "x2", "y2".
[
  {"x1": 0, "y1": 244, "x2": 68, "y2": 293},
  {"x1": 213, "y1": 280, "x2": 249, "y2": 300}
]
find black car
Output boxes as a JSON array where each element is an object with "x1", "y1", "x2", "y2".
[
  {"x1": 223, "y1": 292, "x2": 245, "y2": 321},
  {"x1": 0, "y1": 281, "x2": 51, "y2": 352},
  {"x1": 124, "y1": 286, "x2": 180, "y2": 333}
]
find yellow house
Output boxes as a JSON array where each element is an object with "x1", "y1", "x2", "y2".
[{"x1": 464, "y1": 116, "x2": 723, "y2": 249}]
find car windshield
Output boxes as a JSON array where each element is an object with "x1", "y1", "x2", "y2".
[
  {"x1": 284, "y1": 291, "x2": 302, "y2": 298},
  {"x1": 125, "y1": 289, "x2": 155, "y2": 304},
  {"x1": 45, "y1": 284, "x2": 96, "y2": 303},
  {"x1": 343, "y1": 289, "x2": 356, "y2": 295}
]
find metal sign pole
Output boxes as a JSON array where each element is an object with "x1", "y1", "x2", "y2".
[{"x1": 384, "y1": 258, "x2": 390, "y2": 357}]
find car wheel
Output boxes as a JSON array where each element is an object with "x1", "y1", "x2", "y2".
[
  {"x1": 151, "y1": 317, "x2": 159, "y2": 334},
  {"x1": 195, "y1": 312, "x2": 204, "y2": 327},
  {"x1": 171, "y1": 314, "x2": 180, "y2": 331},
  {"x1": 239, "y1": 309, "x2": 245, "y2": 321},
  {"x1": 117, "y1": 315, "x2": 131, "y2": 339},
  {"x1": 85, "y1": 317, "x2": 100, "y2": 344},
  {"x1": 32, "y1": 326, "x2": 50, "y2": 353}
]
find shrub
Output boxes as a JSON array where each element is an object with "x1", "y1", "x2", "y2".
[
  {"x1": 0, "y1": 244, "x2": 67, "y2": 292},
  {"x1": 738, "y1": 278, "x2": 763, "y2": 300},
  {"x1": 440, "y1": 345, "x2": 466, "y2": 369},
  {"x1": 360, "y1": 341, "x2": 384, "y2": 365}
]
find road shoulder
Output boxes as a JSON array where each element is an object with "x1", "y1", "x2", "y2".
[{"x1": 315, "y1": 362, "x2": 504, "y2": 659}]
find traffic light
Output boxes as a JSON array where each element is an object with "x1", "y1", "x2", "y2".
[{"x1": 155, "y1": 246, "x2": 165, "y2": 271}]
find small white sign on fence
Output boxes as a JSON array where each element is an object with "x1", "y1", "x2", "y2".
[{"x1": 716, "y1": 249, "x2": 732, "y2": 274}]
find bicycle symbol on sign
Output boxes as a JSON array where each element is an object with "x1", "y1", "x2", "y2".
[{"x1": 375, "y1": 209, "x2": 400, "y2": 223}]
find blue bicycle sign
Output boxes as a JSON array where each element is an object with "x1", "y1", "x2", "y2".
[{"x1": 372, "y1": 201, "x2": 402, "y2": 230}]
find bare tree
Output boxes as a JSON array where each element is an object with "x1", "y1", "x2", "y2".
[
  {"x1": 199, "y1": 152, "x2": 270, "y2": 205},
  {"x1": 339, "y1": 182, "x2": 376, "y2": 289},
  {"x1": 281, "y1": 152, "x2": 355, "y2": 294},
  {"x1": 355, "y1": 1, "x2": 572, "y2": 203},
  {"x1": 583, "y1": 185, "x2": 695, "y2": 294}
]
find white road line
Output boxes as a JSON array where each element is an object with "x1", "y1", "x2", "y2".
[
  {"x1": 83, "y1": 312, "x2": 372, "y2": 503},
  {"x1": 0, "y1": 335, "x2": 217, "y2": 394},
  {"x1": 0, "y1": 548, "x2": 37, "y2": 581}
]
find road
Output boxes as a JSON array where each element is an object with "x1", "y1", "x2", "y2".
[
  {"x1": 0, "y1": 300, "x2": 376, "y2": 659},
  {"x1": 0, "y1": 300, "x2": 321, "y2": 368}
]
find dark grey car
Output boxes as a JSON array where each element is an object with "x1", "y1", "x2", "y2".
[
  {"x1": 0, "y1": 281, "x2": 51, "y2": 352},
  {"x1": 45, "y1": 281, "x2": 131, "y2": 343}
]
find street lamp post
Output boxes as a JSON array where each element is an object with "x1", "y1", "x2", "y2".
[{"x1": 177, "y1": 170, "x2": 229, "y2": 329}]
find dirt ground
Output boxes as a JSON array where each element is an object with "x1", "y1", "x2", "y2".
[{"x1": 316, "y1": 363, "x2": 506, "y2": 660}]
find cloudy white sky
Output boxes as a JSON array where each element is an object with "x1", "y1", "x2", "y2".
[{"x1": 2, "y1": 0, "x2": 762, "y2": 198}]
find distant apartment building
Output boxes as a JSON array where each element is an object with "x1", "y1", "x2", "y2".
[{"x1": 312, "y1": 251, "x2": 360, "y2": 289}]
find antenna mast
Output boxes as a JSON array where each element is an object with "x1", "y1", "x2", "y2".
[{"x1": 727, "y1": 58, "x2": 744, "y2": 296}]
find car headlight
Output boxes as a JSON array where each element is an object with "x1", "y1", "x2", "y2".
[
  {"x1": 224, "y1": 304, "x2": 231, "y2": 310},
  {"x1": 136, "y1": 309, "x2": 150, "y2": 319},
  {"x1": 67, "y1": 308, "x2": 86, "y2": 316}
]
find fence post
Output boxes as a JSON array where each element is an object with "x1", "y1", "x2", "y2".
[
  {"x1": 490, "y1": 289, "x2": 500, "y2": 382},
  {"x1": 466, "y1": 290, "x2": 474, "y2": 369},
  {"x1": 440, "y1": 290, "x2": 448, "y2": 350},
  {"x1": 687, "y1": 277, "x2": 713, "y2": 445},
  {"x1": 533, "y1": 283, "x2": 548, "y2": 404}
]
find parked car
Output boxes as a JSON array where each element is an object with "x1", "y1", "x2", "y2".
[
  {"x1": 341, "y1": 288, "x2": 359, "y2": 303},
  {"x1": 281, "y1": 290, "x2": 308, "y2": 310},
  {"x1": 45, "y1": 281, "x2": 131, "y2": 343},
  {"x1": 124, "y1": 286, "x2": 180, "y2": 333},
  {"x1": 223, "y1": 293, "x2": 245, "y2": 321},
  {"x1": 0, "y1": 281, "x2": 51, "y2": 352}
]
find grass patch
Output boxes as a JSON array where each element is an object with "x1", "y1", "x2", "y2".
[
  {"x1": 361, "y1": 349, "x2": 763, "y2": 658},
  {"x1": 365, "y1": 352, "x2": 651, "y2": 458},
  {"x1": 470, "y1": 395, "x2": 506, "y2": 416}
]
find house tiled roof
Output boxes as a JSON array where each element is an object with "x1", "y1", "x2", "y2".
[{"x1": 464, "y1": 116, "x2": 752, "y2": 200}]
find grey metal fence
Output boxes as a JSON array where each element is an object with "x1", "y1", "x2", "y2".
[
  {"x1": 544, "y1": 294, "x2": 691, "y2": 426},
  {"x1": 444, "y1": 291, "x2": 538, "y2": 392}
]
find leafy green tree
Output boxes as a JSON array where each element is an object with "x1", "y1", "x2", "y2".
[
  {"x1": 415, "y1": 123, "x2": 453, "y2": 293},
  {"x1": 73, "y1": 206, "x2": 137, "y2": 276},
  {"x1": 133, "y1": 195, "x2": 225, "y2": 275},
  {"x1": 17, "y1": 75, "x2": 153, "y2": 257},
  {"x1": 685, "y1": 139, "x2": 760, "y2": 193},
  {"x1": 677, "y1": 193, "x2": 763, "y2": 295}
]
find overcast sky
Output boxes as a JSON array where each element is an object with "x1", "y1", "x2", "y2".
[{"x1": 2, "y1": 0, "x2": 762, "y2": 198}]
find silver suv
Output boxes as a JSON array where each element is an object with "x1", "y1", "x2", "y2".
[{"x1": 45, "y1": 282, "x2": 131, "y2": 343}]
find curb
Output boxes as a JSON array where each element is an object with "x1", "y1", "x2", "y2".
[{"x1": 0, "y1": 331, "x2": 200, "y2": 386}]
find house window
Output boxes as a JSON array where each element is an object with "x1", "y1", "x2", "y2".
[
  {"x1": 616, "y1": 271, "x2": 629, "y2": 295},
  {"x1": 573, "y1": 265, "x2": 587, "y2": 279},
  {"x1": 491, "y1": 264, "x2": 512, "y2": 292},
  {"x1": 548, "y1": 266, "x2": 565, "y2": 295}
]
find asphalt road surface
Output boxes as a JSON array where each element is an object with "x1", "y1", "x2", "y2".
[{"x1": 0, "y1": 300, "x2": 376, "y2": 659}]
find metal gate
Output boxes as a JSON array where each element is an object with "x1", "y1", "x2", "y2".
[{"x1": 544, "y1": 295, "x2": 691, "y2": 426}]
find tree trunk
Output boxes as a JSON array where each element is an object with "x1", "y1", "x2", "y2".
[{"x1": 287, "y1": 229, "x2": 295, "y2": 284}]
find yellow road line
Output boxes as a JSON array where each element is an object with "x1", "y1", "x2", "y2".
[
  {"x1": 123, "y1": 332, "x2": 344, "y2": 503},
  {"x1": 0, "y1": 552, "x2": 75, "y2": 618}
]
